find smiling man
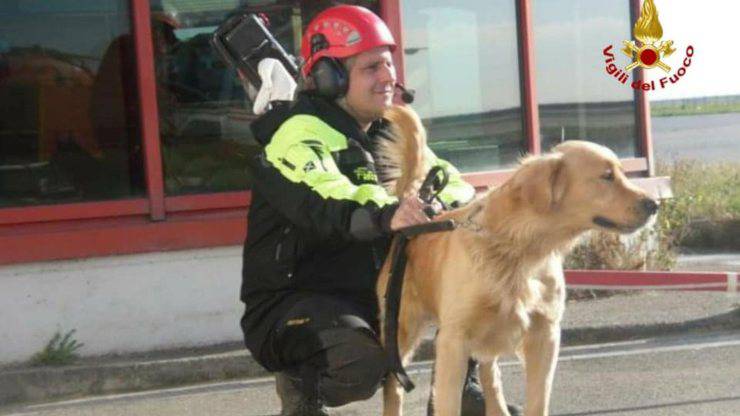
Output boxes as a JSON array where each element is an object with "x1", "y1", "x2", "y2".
[{"x1": 239, "y1": 5, "x2": 476, "y2": 415}]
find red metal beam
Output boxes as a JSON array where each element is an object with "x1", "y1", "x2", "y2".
[
  {"x1": 566, "y1": 270, "x2": 737, "y2": 292},
  {"x1": 636, "y1": 82, "x2": 653, "y2": 175},
  {"x1": 380, "y1": 0, "x2": 406, "y2": 86},
  {"x1": 0, "y1": 199, "x2": 149, "y2": 226},
  {"x1": 517, "y1": 0, "x2": 541, "y2": 155},
  {"x1": 164, "y1": 191, "x2": 251, "y2": 212},
  {"x1": 0, "y1": 160, "x2": 665, "y2": 264},
  {"x1": 462, "y1": 158, "x2": 652, "y2": 190},
  {"x1": 0, "y1": 210, "x2": 246, "y2": 265},
  {"x1": 630, "y1": 0, "x2": 654, "y2": 176},
  {"x1": 0, "y1": 159, "x2": 646, "y2": 226},
  {"x1": 131, "y1": 0, "x2": 166, "y2": 220}
]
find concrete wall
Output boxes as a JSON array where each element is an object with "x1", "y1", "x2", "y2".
[{"x1": 0, "y1": 246, "x2": 244, "y2": 366}]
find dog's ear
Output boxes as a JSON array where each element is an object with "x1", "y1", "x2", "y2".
[{"x1": 518, "y1": 155, "x2": 567, "y2": 213}]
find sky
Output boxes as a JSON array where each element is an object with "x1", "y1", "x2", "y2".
[
  {"x1": 532, "y1": 0, "x2": 740, "y2": 104},
  {"x1": 646, "y1": 0, "x2": 740, "y2": 101},
  {"x1": 401, "y1": 0, "x2": 740, "y2": 117}
]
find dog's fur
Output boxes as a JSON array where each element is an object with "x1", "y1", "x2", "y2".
[{"x1": 376, "y1": 105, "x2": 657, "y2": 416}]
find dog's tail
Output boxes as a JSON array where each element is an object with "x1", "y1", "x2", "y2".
[{"x1": 376, "y1": 105, "x2": 430, "y2": 197}]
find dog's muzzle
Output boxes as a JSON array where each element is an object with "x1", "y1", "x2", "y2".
[
  {"x1": 639, "y1": 198, "x2": 659, "y2": 216},
  {"x1": 593, "y1": 198, "x2": 658, "y2": 232}
]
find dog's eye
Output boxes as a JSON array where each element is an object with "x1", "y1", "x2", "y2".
[{"x1": 601, "y1": 170, "x2": 615, "y2": 181}]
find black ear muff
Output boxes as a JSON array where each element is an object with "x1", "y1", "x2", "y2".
[
  {"x1": 311, "y1": 57, "x2": 348, "y2": 98},
  {"x1": 308, "y1": 33, "x2": 348, "y2": 99}
]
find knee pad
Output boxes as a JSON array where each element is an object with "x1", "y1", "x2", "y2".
[{"x1": 318, "y1": 328, "x2": 389, "y2": 406}]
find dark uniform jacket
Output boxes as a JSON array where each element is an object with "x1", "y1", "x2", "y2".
[{"x1": 240, "y1": 93, "x2": 474, "y2": 370}]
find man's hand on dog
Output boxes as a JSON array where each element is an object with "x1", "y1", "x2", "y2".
[{"x1": 391, "y1": 196, "x2": 434, "y2": 231}]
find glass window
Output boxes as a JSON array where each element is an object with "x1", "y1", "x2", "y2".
[
  {"x1": 151, "y1": 0, "x2": 377, "y2": 196},
  {"x1": 0, "y1": 0, "x2": 144, "y2": 208},
  {"x1": 534, "y1": 0, "x2": 638, "y2": 157},
  {"x1": 401, "y1": 0, "x2": 524, "y2": 172}
]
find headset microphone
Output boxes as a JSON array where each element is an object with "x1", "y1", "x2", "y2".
[{"x1": 395, "y1": 83, "x2": 415, "y2": 104}]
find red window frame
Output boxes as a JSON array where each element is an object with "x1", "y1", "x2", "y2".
[{"x1": 0, "y1": 0, "x2": 663, "y2": 265}]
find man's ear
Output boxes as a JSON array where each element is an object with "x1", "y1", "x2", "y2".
[{"x1": 519, "y1": 155, "x2": 566, "y2": 213}]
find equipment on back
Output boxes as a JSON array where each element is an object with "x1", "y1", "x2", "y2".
[{"x1": 211, "y1": 13, "x2": 299, "y2": 90}]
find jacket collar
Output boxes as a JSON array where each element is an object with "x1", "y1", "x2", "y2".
[{"x1": 250, "y1": 93, "x2": 384, "y2": 148}]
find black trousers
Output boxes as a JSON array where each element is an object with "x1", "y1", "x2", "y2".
[{"x1": 264, "y1": 293, "x2": 389, "y2": 407}]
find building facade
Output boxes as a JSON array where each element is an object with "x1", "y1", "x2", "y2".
[{"x1": 0, "y1": 0, "x2": 666, "y2": 364}]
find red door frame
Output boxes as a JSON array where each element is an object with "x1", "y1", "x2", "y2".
[
  {"x1": 517, "y1": 0, "x2": 542, "y2": 155},
  {"x1": 131, "y1": 0, "x2": 166, "y2": 220},
  {"x1": 0, "y1": 0, "x2": 660, "y2": 265},
  {"x1": 630, "y1": 0, "x2": 654, "y2": 176}
]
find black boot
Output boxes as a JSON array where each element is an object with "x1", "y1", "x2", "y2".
[
  {"x1": 427, "y1": 360, "x2": 523, "y2": 416},
  {"x1": 275, "y1": 372, "x2": 329, "y2": 416},
  {"x1": 459, "y1": 359, "x2": 485, "y2": 415}
]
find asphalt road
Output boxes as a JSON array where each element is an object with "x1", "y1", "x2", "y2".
[
  {"x1": 5, "y1": 331, "x2": 739, "y2": 416},
  {"x1": 652, "y1": 112, "x2": 740, "y2": 163}
]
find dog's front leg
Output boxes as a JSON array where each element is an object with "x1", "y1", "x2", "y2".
[
  {"x1": 382, "y1": 374, "x2": 404, "y2": 416},
  {"x1": 479, "y1": 358, "x2": 510, "y2": 416},
  {"x1": 433, "y1": 330, "x2": 468, "y2": 416},
  {"x1": 521, "y1": 320, "x2": 560, "y2": 416}
]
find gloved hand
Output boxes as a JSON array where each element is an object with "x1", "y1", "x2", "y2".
[{"x1": 249, "y1": 58, "x2": 297, "y2": 115}]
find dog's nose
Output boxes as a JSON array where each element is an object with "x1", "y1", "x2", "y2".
[{"x1": 640, "y1": 198, "x2": 658, "y2": 216}]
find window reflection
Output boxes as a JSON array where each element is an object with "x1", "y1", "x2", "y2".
[
  {"x1": 534, "y1": 0, "x2": 638, "y2": 157},
  {"x1": 0, "y1": 1, "x2": 144, "y2": 207},
  {"x1": 152, "y1": 0, "x2": 378, "y2": 196},
  {"x1": 402, "y1": 0, "x2": 524, "y2": 172}
]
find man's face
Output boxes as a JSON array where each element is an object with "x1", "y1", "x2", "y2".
[{"x1": 343, "y1": 46, "x2": 396, "y2": 123}]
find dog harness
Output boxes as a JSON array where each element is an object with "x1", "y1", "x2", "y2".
[{"x1": 384, "y1": 166, "x2": 456, "y2": 392}]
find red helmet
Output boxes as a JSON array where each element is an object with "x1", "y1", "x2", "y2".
[{"x1": 300, "y1": 5, "x2": 396, "y2": 77}]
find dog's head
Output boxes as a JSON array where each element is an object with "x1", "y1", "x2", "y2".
[{"x1": 511, "y1": 140, "x2": 658, "y2": 234}]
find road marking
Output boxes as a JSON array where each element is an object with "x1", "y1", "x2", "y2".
[
  {"x1": 407, "y1": 331, "x2": 740, "y2": 370},
  {"x1": 13, "y1": 332, "x2": 740, "y2": 413},
  {"x1": 556, "y1": 338, "x2": 740, "y2": 362}
]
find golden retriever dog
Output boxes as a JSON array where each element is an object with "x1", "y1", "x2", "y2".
[{"x1": 376, "y1": 105, "x2": 658, "y2": 416}]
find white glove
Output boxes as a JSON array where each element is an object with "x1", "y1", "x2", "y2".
[{"x1": 252, "y1": 58, "x2": 297, "y2": 115}]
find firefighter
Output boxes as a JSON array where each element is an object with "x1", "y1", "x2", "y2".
[{"x1": 239, "y1": 5, "x2": 501, "y2": 415}]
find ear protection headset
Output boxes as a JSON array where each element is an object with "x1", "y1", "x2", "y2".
[{"x1": 308, "y1": 33, "x2": 349, "y2": 99}]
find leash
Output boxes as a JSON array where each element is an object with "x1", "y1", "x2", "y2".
[{"x1": 384, "y1": 166, "x2": 455, "y2": 392}]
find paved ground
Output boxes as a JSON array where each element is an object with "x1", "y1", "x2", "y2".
[
  {"x1": 5, "y1": 331, "x2": 739, "y2": 416},
  {"x1": 676, "y1": 251, "x2": 740, "y2": 272},
  {"x1": 652, "y1": 112, "x2": 740, "y2": 163},
  {"x1": 3, "y1": 262, "x2": 738, "y2": 408}
]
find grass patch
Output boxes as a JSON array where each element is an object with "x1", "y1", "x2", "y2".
[
  {"x1": 651, "y1": 102, "x2": 740, "y2": 117},
  {"x1": 656, "y1": 160, "x2": 740, "y2": 249},
  {"x1": 565, "y1": 228, "x2": 674, "y2": 272},
  {"x1": 30, "y1": 330, "x2": 84, "y2": 366}
]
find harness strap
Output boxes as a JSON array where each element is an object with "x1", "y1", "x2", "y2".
[
  {"x1": 383, "y1": 167, "x2": 456, "y2": 392},
  {"x1": 383, "y1": 235, "x2": 415, "y2": 391}
]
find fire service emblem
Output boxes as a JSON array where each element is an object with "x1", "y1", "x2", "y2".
[
  {"x1": 602, "y1": 0, "x2": 694, "y2": 91},
  {"x1": 621, "y1": 0, "x2": 675, "y2": 72}
]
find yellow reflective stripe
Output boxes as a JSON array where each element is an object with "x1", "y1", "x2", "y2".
[
  {"x1": 265, "y1": 115, "x2": 397, "y2": 207},
  {"x1": 268, "y1": 115, "x2": 348, "y2": 154},
  {"x1": 305, "y1": 170, "x2": 396, "y2": 206},
  {"x1": 426, "y1": 147, "x2": 476, "y2": 206}
]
